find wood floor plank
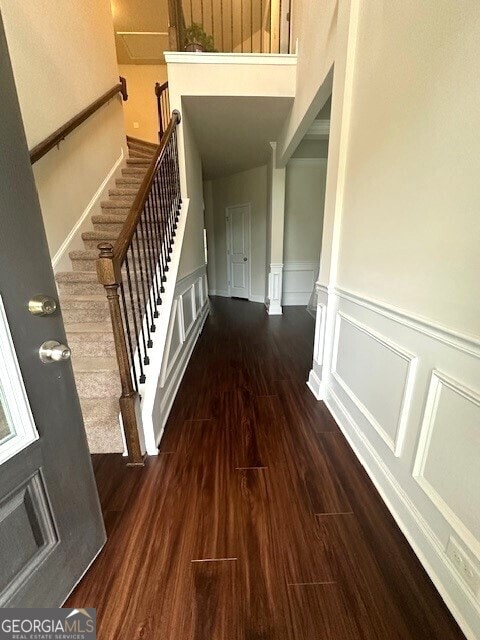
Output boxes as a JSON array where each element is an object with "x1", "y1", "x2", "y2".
[
  {"x1": 67, "y1": 299, "x2": 465, "y2": 640},
  {"x1": 286, "y1": 582, "x2": 365, "y2": 639},
  {"x1": 317, "y1": 432, "x2": 465, "y2": 638}
]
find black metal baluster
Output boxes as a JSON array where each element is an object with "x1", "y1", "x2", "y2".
[
  {"x1": 144, "y1": 195, "x2": 162, "y2": 310},
  {"x1": 161, "y1": 163, "x2": 173, "y2": 262},
  {"x1": 129, "y1": 243, "x2": 150, "y2": 366},
  {"x1": 151, "y1": 171, "x2": 167, "y2": 292},
  {"x1": 134, "y1": 228, "x2": 153, "y2": 347},
  {"x1": 138, "y1": 207, "x2": 157, "y2": 331},
  {"x1": 119, "y1": 281, "x2": 138, "y2": 393},
  {"x1": 157, "y1": 157, "x2": 171, "y2": 266},
  {"x1": 124, "y1": 252, "x2": 147, "y2": 381}
]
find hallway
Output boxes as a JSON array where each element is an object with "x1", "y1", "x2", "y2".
[{"x1": 67, "y1": 298, "x2": 464, "y2": 639}]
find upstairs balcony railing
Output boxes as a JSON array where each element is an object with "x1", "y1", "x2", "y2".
[{"x1": 168, "y1": 0, "x2": 291, "y2": 54}]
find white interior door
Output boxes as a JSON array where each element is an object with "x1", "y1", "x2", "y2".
[{"x1": 226, "y1": 204, "x2": 250, "y2": 299}]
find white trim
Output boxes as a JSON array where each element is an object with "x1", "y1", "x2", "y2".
[
  {"x1": 331, "y1": 286, "x2": 480, "y2": 357},
  {"x1": 155, "y1": 301, "x2": 209, "y2": 449},
  {"x1": 117, "y1": 31, "x2": 169, "y2": 36},
  {"x1": 313, "y1": 302, "x2": 327, "y2": 365},
  {"x1": 209, "y1": 289, "x2": 229, "y2": 298},
  {"x1": 0, "y1": 296, "x2": 39, "y2": 465},
  {"x1": 304, "y1": 120, "x2": 330, "y2": 139},
  {"x1": 51, "y1": 148, "x2": 125, "y2": 271},
  {"x1": 164, "y1": 52, "x2": 297, "y2": 65},
  {"x1": 331, "y1": 311, "x2": 417, "y2": 457},
  {"x1": 140, "y1": 199, "x2": 190, "y2": 455},
  {"x1": 413, "y1": 370, "x2": 480, "y2": 559},
  {"x1": 287, "y1": 157, "x2": 328, "y2": 165},
  {"x1": 325, "y1": 387, "x2": 479, "y2": 640},
  {"x1": 306, "y1": 369, "x2": 323, "y2": 400},
  {"x1": 249, "y1": 294, "x2": 265, "y2": 304},
  {"x1": 267, "y1": 263, "x2": 283, "y2": 315}
]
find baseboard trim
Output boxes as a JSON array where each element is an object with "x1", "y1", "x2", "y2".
[
  {"x1": 306, "y1": 369, "x2": 323, "y2": 400},
  {"x1": 325, "y1": 385, "x2": 479, "y2": 640},
  {"x1": 51, "y1": 148, "x2": 124, "y2": 271}
]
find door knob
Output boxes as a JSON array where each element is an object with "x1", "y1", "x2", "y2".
[
  {"x1": 243, "y1": 257, "x2": 248, "y2": 262},
  {"x1": 39, "y1": 340, "x2": 71, "y2": 363}
]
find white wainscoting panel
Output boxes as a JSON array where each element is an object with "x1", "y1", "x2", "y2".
[
  {"x1": 153, "y1": 265, "x2": 209, "y2": 448},
  {"x1": 331, "y1": 312, "x2": 417, "y2": 457},
  {"x1": 414, "y1": 371, "x2": 480, "y2": 555},
  {"x1": 320, "y1": 286, "x2": 480, "y2": 638},
  {"x1": 282, "y1": 261, "x2": 318, "y2": 306}
]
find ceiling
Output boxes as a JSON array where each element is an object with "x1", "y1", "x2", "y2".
[
  {"x1": 111, "y1": 0, "x2": 169, "y2": 64},
  {"x1": 183, "y1": 96, "x2": 293, "y2": 180}
]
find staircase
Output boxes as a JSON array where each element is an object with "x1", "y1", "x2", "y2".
[{"x1": 55, "y1": 137, "x2": 157, "y2": 453}]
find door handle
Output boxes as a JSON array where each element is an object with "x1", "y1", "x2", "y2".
[
  {"x1": 39, "y1": 340, "x2": 71, "y2": 363},
  {"x1": 243, "y1": 257, "x2": 248, "y2": 262}
]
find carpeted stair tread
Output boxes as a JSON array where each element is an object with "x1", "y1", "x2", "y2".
[
  {"x1": 65, "y1": 321, "x2": 113, "y2": 333},
  {"x1": 127, "y1": 158, "x2": 152, "y2": 167},
  {"x1": 73, "y1": 356, "x2": 118, "y2": 372}
]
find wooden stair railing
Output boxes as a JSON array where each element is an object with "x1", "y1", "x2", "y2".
[
  {"x1": 30, "y1": 77, "x2": 128, "y2": 164},
  {"x1": 155, "y1": 81, "x2": 170, "y2": 141},
  {"x1": 97, "y1": 111, "x2": 182, "y2": 465}
]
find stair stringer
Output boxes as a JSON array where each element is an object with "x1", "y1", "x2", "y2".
[{"x1": 138, "y1": 198, "x2": 190, "y2": 455}]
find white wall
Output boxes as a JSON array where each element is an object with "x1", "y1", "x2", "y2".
[
  {"x1": 207, "y1": 165, "x2": 268, "y2": 302},
  {"x1": 277, "y1": 0, "x2": 337, "y2": 162},
  {"x1": 309, "y1": 1, "x2": 480, "y2": 637},
  {"x1": 282, "y1": 158, "x2": 327, "y2": 305},
  {"x1": 118, "y1": 64, "x2": 168, "y2": 144},
  {"x1": 336, "y1": 2, "x2": 480, "y2": 339},
  {"x1": 1, "y1": 0, "x2": 126, "y2": 262}
]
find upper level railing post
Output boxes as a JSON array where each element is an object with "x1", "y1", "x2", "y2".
[{"x1": 97, "y1": 243, "x2": 145, "y2": 466}]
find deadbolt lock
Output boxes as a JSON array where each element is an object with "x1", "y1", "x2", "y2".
[{"x1": 29, "y1": 295, "x2": 57, "y2": 316}]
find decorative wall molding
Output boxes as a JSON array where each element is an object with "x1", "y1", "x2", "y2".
[
  {"x1": 140, "y1": 200, "x2": 191, "y2": 455},
  {"x1": 333, "y1": 286, "x2": 480, "y2": 357},
  {"x1": 152, "y1": 265, "x2": 209, "y2": 450},
  {"x1": 164, "y1": 52, "x2": 297, "y2": 65},
  {"x1": 51, "y1": 148, "x2": 125, "y2": 272},
  {"x1": 331, "y1": 311, "x2": 417, "y2": 457},
  {"x1": 313, "y1": 283, "x2": 480, "y2": 637},
  {"x1": 283, "y1": 261, "x2": 317, "y2": 306},
  {"x1": 326, "y1": 385, "x2": 480, "y2": 640},
  {"x1": 267, "y1": 263, "x2": 283, "y2": 315},
  {"x1": 413, "y1": 370, "x2": 480, "y2": 558}
]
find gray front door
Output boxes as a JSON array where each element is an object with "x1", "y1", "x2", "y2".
[{"x1": 0, "y1": 16, "x2": 105, "y2": 605}]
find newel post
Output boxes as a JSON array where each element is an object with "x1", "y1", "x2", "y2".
[{"x1": 97, "y1": 243, "x2": 145, "y2": 466}]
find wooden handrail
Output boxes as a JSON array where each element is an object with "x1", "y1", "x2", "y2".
[
  {"x1": 155, "y1": 81, "x2": 169, "y2": 96},
  {"x1": 30, "y1": 77, "x2": 128, "y2": 164},
  {"x1": 98, "y1": 110, "x2": 181, "y2": 284}
]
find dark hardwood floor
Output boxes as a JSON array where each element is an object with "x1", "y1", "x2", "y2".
[{"x1": 67, "y1": 297, "x2": 465, "y2": 639}]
